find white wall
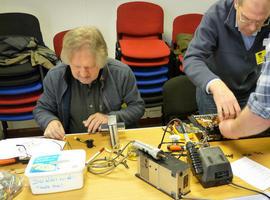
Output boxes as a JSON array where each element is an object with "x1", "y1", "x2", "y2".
[
  {"x1": 1, "y1": 0, "x2": 217, "y2": 57},
  {"x1": 0, "y1": 0, "x2": 217, "y2": 129}
]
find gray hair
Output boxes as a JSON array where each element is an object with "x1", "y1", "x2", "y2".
[{"x1": 61, "y1": 26, "x2": 108, "y2": 68}]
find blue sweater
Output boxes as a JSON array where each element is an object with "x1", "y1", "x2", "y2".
[{"x1": 184, "y1": 0, "x2": 270, "y2": 100}]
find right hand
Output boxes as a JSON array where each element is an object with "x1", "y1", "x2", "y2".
[
  {"x1": 209, "y1": 79, "x2": 241, "y2": 121},
  {"x1": 44, "y1": 120, "x2": 65, "y2": 140}
]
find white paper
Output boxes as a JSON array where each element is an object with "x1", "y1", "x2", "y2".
[
  {"x1": 0, "y1": 137, "x2": 65, "y2": 159},
  {"x1": 227, "y1": 191, "x2": 270, "y2": 200},
  {"x1": 231, "y1": 157, "x2": 270, "y2": 191}
]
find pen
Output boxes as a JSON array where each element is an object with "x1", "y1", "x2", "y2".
[
  {"x1": 0, "y1": 156, "x2": 30, "y2": 165},
  {"x1": 85, "y1": 148, "x2": 104, "y2": 165}
]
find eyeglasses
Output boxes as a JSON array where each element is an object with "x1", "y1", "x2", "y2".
[{"x1": 239, "y1": 10, "x2": 270, "y2": 27}]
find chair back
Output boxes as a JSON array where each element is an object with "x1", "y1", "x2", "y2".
[
  {"x1": 172, "y1": 13, "x2": 203, "y2": 43},
  {"x1": 0, "y1": 13, "x2": 44, "y2": 45},
  {"x1": 117, "y1": 1, "x2": 164, "y2": 39},
  {"x1": 162, "y1": 75, "x2": 197, "y2": 122},
  {"x1": 53, "y1": 30, "x2": 69, "y2": 59}
]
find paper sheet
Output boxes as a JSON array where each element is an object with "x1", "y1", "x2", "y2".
[
  {"x1": 231, "y1": 157, "x2": 270, "y2": 191},
  {"x1": 0, "y1": 137, "x2": 65, "y2": 159},
  {"x1": 226, "y1": 191, "x2": 270, "y2": 200}
]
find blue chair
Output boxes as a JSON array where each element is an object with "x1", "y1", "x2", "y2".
[
  {"x1": 0, "y1": 82, "x2": 42, "y2": 95},
  {"x1": 132, "y1": 66, "x2": 168, "y2": 77},
  {"x1": 136, "y1": 76, "x2": 168, "y2": 85},
  {"x1": 0, "y1": 113, "x2": 33, "y2": 121},
  {"x1": 139, "y1": 86, "x2": 163, "y2": 94}
]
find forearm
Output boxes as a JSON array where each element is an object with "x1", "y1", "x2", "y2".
[{"x1": 220, "y1": 106, "x2": 270, "y2": 139}]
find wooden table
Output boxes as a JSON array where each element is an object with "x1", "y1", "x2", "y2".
[{"x1": 2, "y1": 127, "x2": 270, "y2": 200}]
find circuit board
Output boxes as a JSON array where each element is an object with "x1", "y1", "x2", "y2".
[{"x1": 188, "y1": 114, "x2": 223, "y2": 141}]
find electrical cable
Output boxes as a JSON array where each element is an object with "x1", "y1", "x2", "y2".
[
  {"x1": 158, "y1": 118, "x2": 181, "y2": 148},
  {"x1": 230, "y1": 182, "x2": 270, "y2": 199},
  {"x1": 87, "y1": 141, "x2": 133, "y2": 175}
]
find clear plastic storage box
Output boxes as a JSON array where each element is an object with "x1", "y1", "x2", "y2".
[{"x1": 25, "y1": 149, "x2": 86, "y2": 194}]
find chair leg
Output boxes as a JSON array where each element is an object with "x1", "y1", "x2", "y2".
[{"x1": 1, "y1": 121, "x2": 8, "y2": 139}]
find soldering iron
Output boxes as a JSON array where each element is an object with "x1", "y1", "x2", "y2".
[{"x1": 132, "y1": 140, "x2": 165, "y2": 160}]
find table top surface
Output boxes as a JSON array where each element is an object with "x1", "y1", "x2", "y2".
[{"x1": 2, "y1": 126, "x2": 270, "y2": 200}]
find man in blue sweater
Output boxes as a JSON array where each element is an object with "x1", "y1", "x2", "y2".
[
  {"x1": 184, "y1": 0, "x2": 270, "y2": 121},
  {"x1": 33, "y1": 26, "x2": 144, "y2": 139}
]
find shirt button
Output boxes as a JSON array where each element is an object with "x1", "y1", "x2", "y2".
[{"x1": 89, "y1": 104, "x2": 93, "y2": 108}]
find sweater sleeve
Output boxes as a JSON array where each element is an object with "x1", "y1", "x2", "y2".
[
  {"x1": 183, "y1": 13, "x2": 220, "y2": 92},
  {"x1": 33, "y1": 70, "x2": 60, "y2": 131},
  {"x1": 108, "y1": 67, "x2": 145, "y2": 127}
]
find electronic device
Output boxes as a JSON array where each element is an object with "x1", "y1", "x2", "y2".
[
  {"x1": 136, "y1": 150, "x2": 190, "y2": 199},
  {"x1": 188, "y1": 114, "x2": 223, "y2": 141},
  {"x1": 134, "y1": 140, "x2": 190, "y2": 199},
  {"x1": 133, "y1": 140, "x2": 164, "y2": 160},
  {"x1": 186, "y1": 142, "x2": 233, "y2": 188},
  {"x1": 108, "y1": 115, "x2": 119, "y2": 149}
]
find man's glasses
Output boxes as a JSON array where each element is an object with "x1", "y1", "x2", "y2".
[{"x1": 239, "y1": 10, "x2": 270, "y2": 27}]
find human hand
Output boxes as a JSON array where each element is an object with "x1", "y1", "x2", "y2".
[
  {"x1": 44, "y1": 120, "x2": 65, "y2": 140},
  {"x1": 219, "y1": 119, "x2": 239, "y2": 139},
  {"x1": 83, "y1": 113, "x2": 108, "y2": 133},
  {"x1": 209, "y1": 80, "x2": 241, "y2": 121}
]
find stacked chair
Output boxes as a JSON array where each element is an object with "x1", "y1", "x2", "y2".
[
  {"x1": 116, "y1": 1, "x2": 170, "y2": 108},
  {"x1": 0, "y1": 13, "x2": 48, "y2": 138},
  {"x1": 172, "y1": 13, "x2": 203, "y2": 73}
]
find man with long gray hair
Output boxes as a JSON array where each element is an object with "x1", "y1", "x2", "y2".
[{"x1": 34, "y1": 26, "x2": 145, "y2": 140}]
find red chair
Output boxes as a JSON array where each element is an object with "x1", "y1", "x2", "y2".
[
  {"x1": 116, "y1": 1, "x2": 170, "y2": 67},
  {"x1": 116, "y1": 2, "x2": 170, "y2": 109},
  {"x1": 172, "y1": 14, "x2": 203, "y2": 72},
  {"x1": 53, "y1": 30, "x2": 69, "y2": 59}
]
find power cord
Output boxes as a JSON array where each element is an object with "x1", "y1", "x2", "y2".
[
  {"x1": 86, "y1": 141, "x2": 133, "y2": 175},
  {"x1": 230, "y1": 182, "x2": 270, "y2": 199}
]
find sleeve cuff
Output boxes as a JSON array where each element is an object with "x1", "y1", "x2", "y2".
[{"x1": 205, "y1": 78, "x2": 221, "y2": 94}]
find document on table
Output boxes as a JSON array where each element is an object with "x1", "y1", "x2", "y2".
[
  {"x1": 231, "y1": 157, "x2": 270, "y2": 190},
  {"x1": 226, "y1": 192, "x2": 270, "y2": 200},
  {"x1": 0, "y1": 137, "x2": 65, "y2": 159}
]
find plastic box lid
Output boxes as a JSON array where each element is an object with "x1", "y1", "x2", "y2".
[{"x1": 25, "y1": 149, "x2": 86, "y2": 177}]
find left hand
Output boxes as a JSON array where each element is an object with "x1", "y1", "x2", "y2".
[
  {"x1": 83, "y1": 113, "x2": 108, "y2": 133},
  {"x1": 209, "y1": 79, "x2": 241, "y2": 121},
  {"x1": 219, "y1": 119, "x2": 239, "y2": 139}
]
